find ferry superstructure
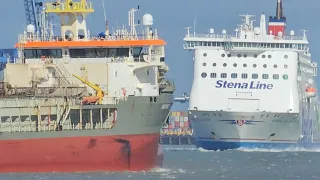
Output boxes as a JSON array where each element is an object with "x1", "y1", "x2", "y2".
[
  {"x1": 0, "y1": 0, "x2": 174, "y2": 172},
  {"x1": 183, "y1": 0, "x2": 319, "y2": 150}
]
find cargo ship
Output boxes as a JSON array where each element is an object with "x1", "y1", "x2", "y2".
[
  {"x1": 0, "y1": 0, "x2": 174, "y2": 172},
  {"x1": 183, "y1": 0, "x2": 320, "y2": 151},
  {"x1": 160, "y1": 111, "x2": 194, "y2": 145}
]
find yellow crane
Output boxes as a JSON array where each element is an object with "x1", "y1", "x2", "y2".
[{"x1": 72, "y1": 74, "x2": 105, "y2": 104}]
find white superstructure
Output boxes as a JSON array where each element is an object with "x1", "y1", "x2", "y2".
[{"x1": 183, "y1": 0, "x2": 320, "y2": 150}]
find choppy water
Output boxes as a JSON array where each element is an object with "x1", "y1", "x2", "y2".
[{"x1": 2, "y1": 145, "x2": 320, "y2": 180}]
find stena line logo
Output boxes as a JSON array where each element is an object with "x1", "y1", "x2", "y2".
[{"x1": 215, "y1": 80, "x2": 273, "y2": 90}]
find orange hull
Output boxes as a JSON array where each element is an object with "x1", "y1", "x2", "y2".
[{"x1": 0, "y1": 133, "x2": 162, "y2": 172}]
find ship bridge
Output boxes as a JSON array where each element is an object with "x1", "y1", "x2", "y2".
[{"x1": 183, "y1": 14, "x2": 309, "y2": 54}]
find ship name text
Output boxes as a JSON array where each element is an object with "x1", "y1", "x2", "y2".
[{"x1": 215, "y1": 80, "x2": 273, "y2": 90}]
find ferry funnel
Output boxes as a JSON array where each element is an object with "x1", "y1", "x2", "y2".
[{"x1": 268, "y1": 0, "x2": 286, "y2": 36}]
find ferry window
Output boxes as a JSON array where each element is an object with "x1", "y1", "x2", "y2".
[
  {"x1": 118, "y1": 48, "x2": 129, "y2": 57},
  {"x1": 237, "y1": 54, "x2": 241, "y2": 58},
  {"x1": 252, "y1": 43, "x2": 257, "y2": 47},
  {"x1": 231, "y1": 73, "x2": 237, "y2": 78},
  {"x1": 243, "y1": 54, "x2": 247, "y2": 58},
  {"x1": 227, "y1": 54, "x2": 231, "y2": 57},
  {"x1": 203, "y1": 53, "x2": 207, "y2": 57},
  {"x1": 253, "y1": 64, "x2": 257, "y2": 68},
  {"x1": 239, "y1": 42, "x2": 243, "y2": 47},
  {"x1": 201, "y1": 72, "x2": 207, "y2": 78},
  {"x1": 262, "y1": 55, "x2": 266, "y2": 58},
  {"x1": 133, "y1": 47, "x2": 142, "y2": 57},
  {"x1": 241, "y1": 73, "x2": 248, "y2": 79},
  {"x1": 284, "y1": 55, "x2": 288, "y2": 59},
  {"x1": 69, "y1": 49, "x2": 86, "y2": 58},
  {"x1": 273, "y1": 64, "x2": 278, "y2": 68},
  {"x1": 262, "y1": 74, "x2": 269, "y2": 79},
  {"x1": 203, "y1": 42, "x2": 208, "y2": 46},
  {"x1": 96, "y1": 48, "x2": 108, "y2": 58},
  {"x1": 268, "y1": 55, "x2": 272, "y2": 58},
  {"x1": 283, "y1": 74, "x2": 289, "y2": 80},
  {"x1": 247, "y1": 43, "x2": 251, "y2": 47},
  {"x1": 284, "y1": 64, "x2": 288, "y2": 69},
  {"x1": 203, "y1": 62, "x2": 207, "y2": 66},
  {"x1": 271, "y1": 44, "x2": 275, "y2": 48},
  {"x1": 254, "y1": 54, "x2": 258, "y2": 58},
  {"x1": 210, "y1": 73, "x2": 216, "y2": 78},
  {"x1": 285, "y1": 44, "x2": 290, "y2": 48},
  {"x1": 221, "y1": 54, "x2": 225, "y2": 57},
  {"x1": 233, "y1": 63, "x2": 237, "y2": 67},
  {"x1": 85, "y1": 48, "x2": 96, "y2": 58},
  {"x1": 221, "y1": 73, "x2": 227, "y2": 78},
  {"x1": 217, "y1": 42, "x2": 221, "y2": 46},
  {"x1": 223, "y1": 63, "x2": 227, "y2": 67},
  {"x1": 273, "y1": 74, "x2": 279, "y2": 79},
  {"x1": 108, "y1": 48, "x2": 117, "y2": 57},
  {"x1": 276, "y1": 44, "x2": 280, "y2": 48},
  {"x1": 252, "y1": 74, "x2": 258, "y2": 79},
  {"x1": 213, "y1": 63, "x2": 216, "y2": 67},
  {"x1": 243, "y1": 63, "x2": 247, "y2": 67},
  {"x1": 263, "y1": 64, "x2": 267, "y2": 68}
]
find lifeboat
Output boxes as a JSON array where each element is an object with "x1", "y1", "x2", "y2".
[{"x1": 306, "y1": 87, "x2": 316, "y2": 97}]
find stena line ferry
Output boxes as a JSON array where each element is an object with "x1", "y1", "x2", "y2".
[{"x1": 183, "y1": 0, "x2": 320, "y2": 150}]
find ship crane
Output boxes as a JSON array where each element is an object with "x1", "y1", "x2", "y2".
[
  {"x1": 174, "y1": 92, "x2": 190, "y2": 103},
  {"x1": 72, "y1": 74, "x2": 105, "y2": 105}
]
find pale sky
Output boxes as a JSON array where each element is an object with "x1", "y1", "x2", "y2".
[{"x1": 0, "y1": 0, "x2": 317, "y2": 111}]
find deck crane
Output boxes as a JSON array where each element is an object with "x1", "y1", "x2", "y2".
[{"x1": 72, "y1": 74, "x2": 105, "y2": 105}]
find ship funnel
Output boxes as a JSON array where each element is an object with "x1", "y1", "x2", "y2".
[{"x1": 268, "y1": 0, "x2": 286, "y2": 36}]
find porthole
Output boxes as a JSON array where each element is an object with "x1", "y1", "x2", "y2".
[
  {"x1": 273, "y1": 64, "x2": 277, "y2": 68},
  {"x1": 203, "y1": 62, "x2": 207, "y2": 66},
  {"x1": 253, "y1": 64, "x2": 257, "y2": 68},
  {"x1": 243, "y1": 54, "x2": 247, "y2": 58},
  {"x1": 254, "y1": 54, "x2": 258, "y2": 58},
  {"x1": 227, "y1": 54, "x2": 231, "y2": 57},
  {"x1": 263, "y1": 64, "x2": 267, "y2": 68},
  {"x1": 201, "y1": 72, "x2": 207, "y2": 78},
  {"x1": 284, "y1": 64, "x2": 288, "y2": 69},
  {"x1": 262, "y1": 55, "x2": 266, "y2": 58},
  {"x1": 268, "y1": 55, "x2": 272, "y2": 58},
  {"x1": 203, "y1": 53, "x2": 207, "y2": 57},
  {"x1": 223, "y1": 63, "x2": 227, "y2": 67},
  {"x1": 233, "y1": 63, "x2": 237, "y2": 67},
  {"x1": 221, "y1": 54, "x2": 225, "y2": 57},
  {"x1": 284, "y1": 55, "x2": 288, "y2": 59},
  {"x1": 237, "y1": 54, "x2": 241, "y2": 58},
  {"x1": 213, "y1": 63, "x2": 216, "y2": 67},
  {"x1": 243, "y1": 63, "x2": 247, "y2": 67}
]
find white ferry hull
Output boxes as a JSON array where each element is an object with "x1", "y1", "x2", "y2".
[{"x1": 189, "y1": 108, "x2": 320, "y2": 150}]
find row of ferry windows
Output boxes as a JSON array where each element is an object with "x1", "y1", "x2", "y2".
[
  {"x1": 23, "y1": 48, "x2": 142, "y2": 59},
  {"x1": 204, "y1": 62, "x2": 288, "y2": 69},
  {"x1": 189, "y1": 41, "x2": 307, "y2": 50},
  {"x1": 201, "y1": 72, "x2": 289, "y2": 80},
  {"x1": 203, "y1": 53, "x2": 289, "y2": 59}
]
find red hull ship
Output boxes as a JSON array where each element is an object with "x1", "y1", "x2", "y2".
[{"x1": 0, "y1": 0, "x2": 174, "y2": 173}]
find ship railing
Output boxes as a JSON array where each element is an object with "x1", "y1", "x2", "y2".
[
  {"x1": 19, "y1": 34, "x2": 163, "y2": 43},
  {"x1": 184, "y1": 34, "x2": 306, "y2": 41}
]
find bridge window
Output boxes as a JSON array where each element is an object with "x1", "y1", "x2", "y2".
[
  {"x1": 273, "y1": 74, "x2": 279, "y2": 79},
  {"x1": 220, "y1": 73, "x2": 227, "y2": 78},
  {"x1": 241, "y1": 73, "x2": 248, "y2": 79},
  {"x1": 132, "y1": 47, "x2": 143, "y2": 57},
  {"x1": 262, "y1": 74, "x2": 269, "y2": 79},
  {"x1": 210, "y1": 73, "x2": 217, "y2": 78},
  {"x1": 201, "y1": 72, "x2": 207, "y2": 78},
  {"x1": 69, "y1": 48, "x2": 129, "y2": 58},
  {"x1": 96, "y1": 48, "x2": 108, "y2": 58},
  {"x1": 23, "y1": 49, "x2": 62, "y2": 58},
  {"x1": 252, "y1": 74, "x2": 258, "y2": 79},
  {"x1": 231, "y1": 73, "x2": 237, "y2": 78}
]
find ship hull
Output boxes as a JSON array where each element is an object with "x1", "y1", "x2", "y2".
[
  {"x1": 189, "y1": 110, "x2": 320, "y2": 151},
  {"x1": 0, "y1": 133, "x2": 162, "y2": 172},
  {"x1": 0, "y1": 93, "x2": 174, "y2": 172}
]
